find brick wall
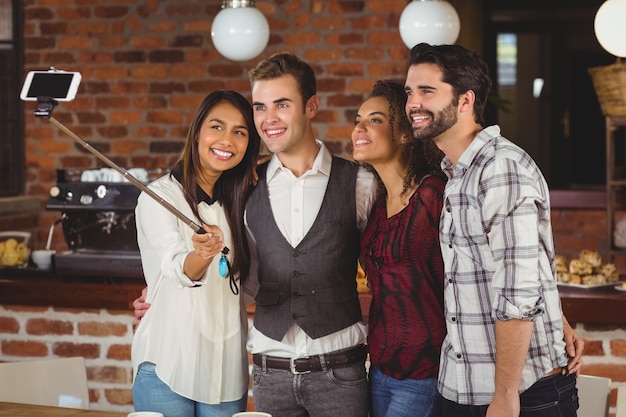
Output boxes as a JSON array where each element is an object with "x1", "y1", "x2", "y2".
[
  {"x1": 9, "y1": 0, "x2": 626, "y2": 415},
  {"x1": 22, "y1": 0, "x2": 450, "y2": 249},
  {"x1": 0, "y1": 304, "x2": 136, "y2": 413}
]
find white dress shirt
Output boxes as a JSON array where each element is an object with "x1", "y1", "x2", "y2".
[
  {"x1": 132, "y1": 174, "x2": 248, "y2": 403},
  {"x1": 245, "y1": 141, "x2": 377, "y2": 358}
]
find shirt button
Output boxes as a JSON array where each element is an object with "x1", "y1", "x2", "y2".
[
  {"x1": 456, "y1": 354, "x2": 462, "y2": 359},
  {"x1": 451, "y1": 317, "x2": 456, "y2": 322},
  {"x1": 448, "y1": 244, "x2": 452, "y2": 248}
]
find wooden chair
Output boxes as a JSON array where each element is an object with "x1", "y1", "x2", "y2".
[
  {"x1": 616, "y1": 385, "x2": 626, "y2": 417},
  {"x1": 577, "y1": 374, "x2": 611, "y2": 417},
  {"x1": 0, "y1": 357, "x2": 89, "y2": 409}
]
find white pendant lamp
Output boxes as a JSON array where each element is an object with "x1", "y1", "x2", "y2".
[
  {"x1": 588, "y1": 0, "x2": 626, "y2": 117},
  {"x1": 594, "y1": 0, "x2": 626, "y2": 58},
  {"x1": 399, "y1": 0, "x2": 460, "y2": 49},
  {"x1": 210, "y1": 0, "x2": 270, "y2": 62}
]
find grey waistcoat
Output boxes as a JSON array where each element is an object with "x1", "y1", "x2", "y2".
[{"x1": 246, "y1": 156, "x2": 362, "y2": 341}]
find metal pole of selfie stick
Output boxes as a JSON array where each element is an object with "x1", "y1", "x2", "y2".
[
  {"x1": 34, "y1": 97, "x2": 206, "y2": 235},
  {"x1": 33, "y1": 96, "x2": 237, "y2": 293}
]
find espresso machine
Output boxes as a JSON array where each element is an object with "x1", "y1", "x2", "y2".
[{"x1": 46, "y1": 169, "x2": 144, "y2": 279}]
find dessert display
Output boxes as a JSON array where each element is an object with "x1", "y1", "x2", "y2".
[{"x1": 556, "y1": 250, "x2": 619, "y2": 286}]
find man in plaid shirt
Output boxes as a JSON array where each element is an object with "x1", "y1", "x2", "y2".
[{"x1": 404, "y1": 42, "x2": 582, "y2": 417}]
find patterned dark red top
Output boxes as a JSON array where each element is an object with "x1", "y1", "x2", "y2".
[{"x1": 360, "y1": 175, "x2": 446, "y2": 380}]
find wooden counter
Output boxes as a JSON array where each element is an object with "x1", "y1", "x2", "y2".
[
  {"x1": 0, "y1": 267, "x2": 144, "y2": 310},
  {"x1": 1, "y1": 268, "x2": 625, "y2": 324},
  {"x1": 357, "y1": 285, "x2": 626, "y2": 325},
  {"x1": 0, "y1": 401, "x2": 126, "y2": 417}
]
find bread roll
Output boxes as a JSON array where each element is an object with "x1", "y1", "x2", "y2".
[
  {"x1": 582, "y1": 274, "x2": 606, "y2": 285},
  {"x1": 556, "y1": 272, "x2": 570, "y2": 283},
  {"x1": 569, "y1": 259, "x2": 593, "y2": 275},
  {"x1": 579, "y1": 249, "x2": 602, "y2": 267},
  {"x1": 555, "y1": 255, "x2": 569, "y2": 273}
]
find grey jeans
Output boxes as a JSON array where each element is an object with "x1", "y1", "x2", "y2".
[{"x1": 252, "y1": 359, "x2": 368, "y2": 417}]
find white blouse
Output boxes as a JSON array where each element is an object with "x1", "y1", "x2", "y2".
[{"x1": 131, "y1": 174, "x2": 248, "y2": 404}]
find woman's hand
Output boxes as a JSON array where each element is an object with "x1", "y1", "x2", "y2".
[{"x1": 192, "y1": 224, "x2": 225, "y2": 260}]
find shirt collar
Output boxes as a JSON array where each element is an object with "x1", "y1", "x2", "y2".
[
  {"x1": 266, "y1": 139, "x2": 331, "y2": 183},
  {"x1": 441, "y1": 125, "x2": 501, "y2": 180},
  {"x1": 171, "y1": 162, "x2": 217, "y2": 205}
]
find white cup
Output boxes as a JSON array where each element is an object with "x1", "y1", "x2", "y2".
[
  {"x1": 127, "y1": 412, "x2": 164, "y2": 417},
  {"x1": 232, "y1": 413, "x2": 272, "y2": 417},
  {"x1": 31, "y1": 249, "x2": 55, "y2": 269}
]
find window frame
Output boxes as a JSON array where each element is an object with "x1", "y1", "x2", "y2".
[{"x1": 0, "y1": 0, "x2": 24, "y2": 197}]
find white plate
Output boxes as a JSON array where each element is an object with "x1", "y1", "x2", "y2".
[
  {"x1": 614, "y1": 284, "x2": 626, "y2": 292},
  {"x1": 557, "y1": 282, "x2": 618, "y2": 289}
]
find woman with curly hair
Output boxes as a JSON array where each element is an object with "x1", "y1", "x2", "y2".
[{"x1": 352, "y1": 79, "x2": 446, "y2": 417}]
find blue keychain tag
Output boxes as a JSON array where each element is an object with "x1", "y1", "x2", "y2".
[
  {"x1": 219, "y1": 253, "x2": 228, "y2": 277},
  {"x1": 219, "y1": 247, "x2": 229, "y2": 278}
]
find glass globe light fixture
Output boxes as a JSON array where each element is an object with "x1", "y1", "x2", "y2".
[
  {"x1": 594, "y1": 0, "x2": 626, "y2": 57},
  {"x1": 399, "y1": 0, "x2": 460, "y2": 49},
  {"x1": 211, "y1": 0, "x2": 270, "y2": 62}
]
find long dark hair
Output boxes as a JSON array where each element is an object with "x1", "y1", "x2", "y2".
[
  {"x1": 366, "y1": 80, "x2": 445, "y2": 197},
  {"x1": 174, "y1": 90, "x2": 260, "y2": 281}
]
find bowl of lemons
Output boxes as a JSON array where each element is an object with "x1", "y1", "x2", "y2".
[{"x1": 0, "y1": 231, "x2": 31, "y2": 268}]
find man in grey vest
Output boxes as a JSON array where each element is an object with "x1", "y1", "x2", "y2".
[{"x1": 243, "y1": 52, "x2": 377, "y2": 417}]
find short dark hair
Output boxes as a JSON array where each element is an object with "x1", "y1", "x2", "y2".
[
  {"x1": 408, "y1": 43, "x2": 492, "y2": 126},
  {"x1": 248, "y1": 52, "x2": 317, "y2": 108}
]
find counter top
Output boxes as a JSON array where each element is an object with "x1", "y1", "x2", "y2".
[
  {"x1": 0, "y1": 401, "x2": 126, "y2": 417},
  {"x1": 358, "y1": 284, "x2": 626, "y2": 325},
  {"x1": 1, "y1": 268, "x2": 625, "y2": 323},
  {"x1": 0, "y1": 267, "x2": 144, "y2": 310}
]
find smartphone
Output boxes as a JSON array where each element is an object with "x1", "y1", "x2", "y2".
[{"x1": 20, "y1": 70, "x2": 82, "y2": 102}]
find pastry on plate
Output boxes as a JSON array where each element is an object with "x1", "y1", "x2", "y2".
[
  {"x1": 556, "y1": 271, "x2": 570, "y2": 283},
  {"x1": 601, "y1": 263, "x2": 619, "y2": 282},
  {"x1": 582, "y1": 274, "x2": 606, "y2": 285},
  {"x1": 569, "y1": 274, "x2": 582, "y2": 285},
  {"x1": 579, "y1": 249, "x2": 602, "y2": 267},
  {"x1": 555, "y1": 255, "x2": 569, "y2": 273},
  {"x1": 569, "y1": 259, "x2": 593, "y2": 276}
]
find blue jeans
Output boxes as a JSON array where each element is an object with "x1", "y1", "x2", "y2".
[
  {"x1": 132, "y1": 362, "x2": 247, "y2": 417},
  {"x1": 441, "y1": 373, "x2": 578, "y2": 417},
  {"x1": 369, "y1": 366, "x2": 442, "y2": 417},
  {"x1": 252, "y1": 359, "x2": 368, "y2": 417}
]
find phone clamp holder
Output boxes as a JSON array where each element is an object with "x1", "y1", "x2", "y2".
[{"x1": 34, "y1": 96, "x2": 59, "y2": 118}]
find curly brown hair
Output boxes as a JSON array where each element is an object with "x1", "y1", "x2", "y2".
[{"x1": 366, "y1": 79, "x2": 445, "y2": 198}]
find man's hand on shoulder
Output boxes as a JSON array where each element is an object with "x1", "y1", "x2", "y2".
[
  {"x1": 132, "y1": 286, "x2": 150, "y2": 331},
  {"x1": 253, "y1": 154, "x2": 272, "y2": 185}
]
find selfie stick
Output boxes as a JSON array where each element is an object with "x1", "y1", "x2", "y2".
[{"x1": 33, "y1": 97, "x2": 206, "y2": 235}]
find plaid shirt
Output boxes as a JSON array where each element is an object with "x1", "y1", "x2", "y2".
[{"x1": 437, "y1": 125, "x2": 569, "y2": 405}]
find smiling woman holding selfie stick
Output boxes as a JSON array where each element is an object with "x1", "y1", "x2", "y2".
[
  {"x1": 130, "y1": 90, "x2": 260, "y2": 417},
  {"x1": 22, "y1": 71, "x2": 261, "y2": 417}
]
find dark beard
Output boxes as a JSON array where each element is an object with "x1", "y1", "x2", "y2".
[{"x1": 411, "y1": 99, "x2": 458, "y2": 142}]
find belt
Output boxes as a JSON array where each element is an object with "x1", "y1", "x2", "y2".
[
  {"x1": 544, "y1": 367, "x2": 564, "y2": 378},
  {"x1": 253, "y1": 344, "x2": 368, "y2": 374}
]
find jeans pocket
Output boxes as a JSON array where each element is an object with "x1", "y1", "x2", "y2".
[
  {"x1": 252, "y1": 365, "x2": 263, "y2": 386},
  {"x1": 327, "y1": 364, "x2": 367, "y2": 386},
  {"x1": 135, "y1": 361, "x2": 156, "y2": 377}
]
